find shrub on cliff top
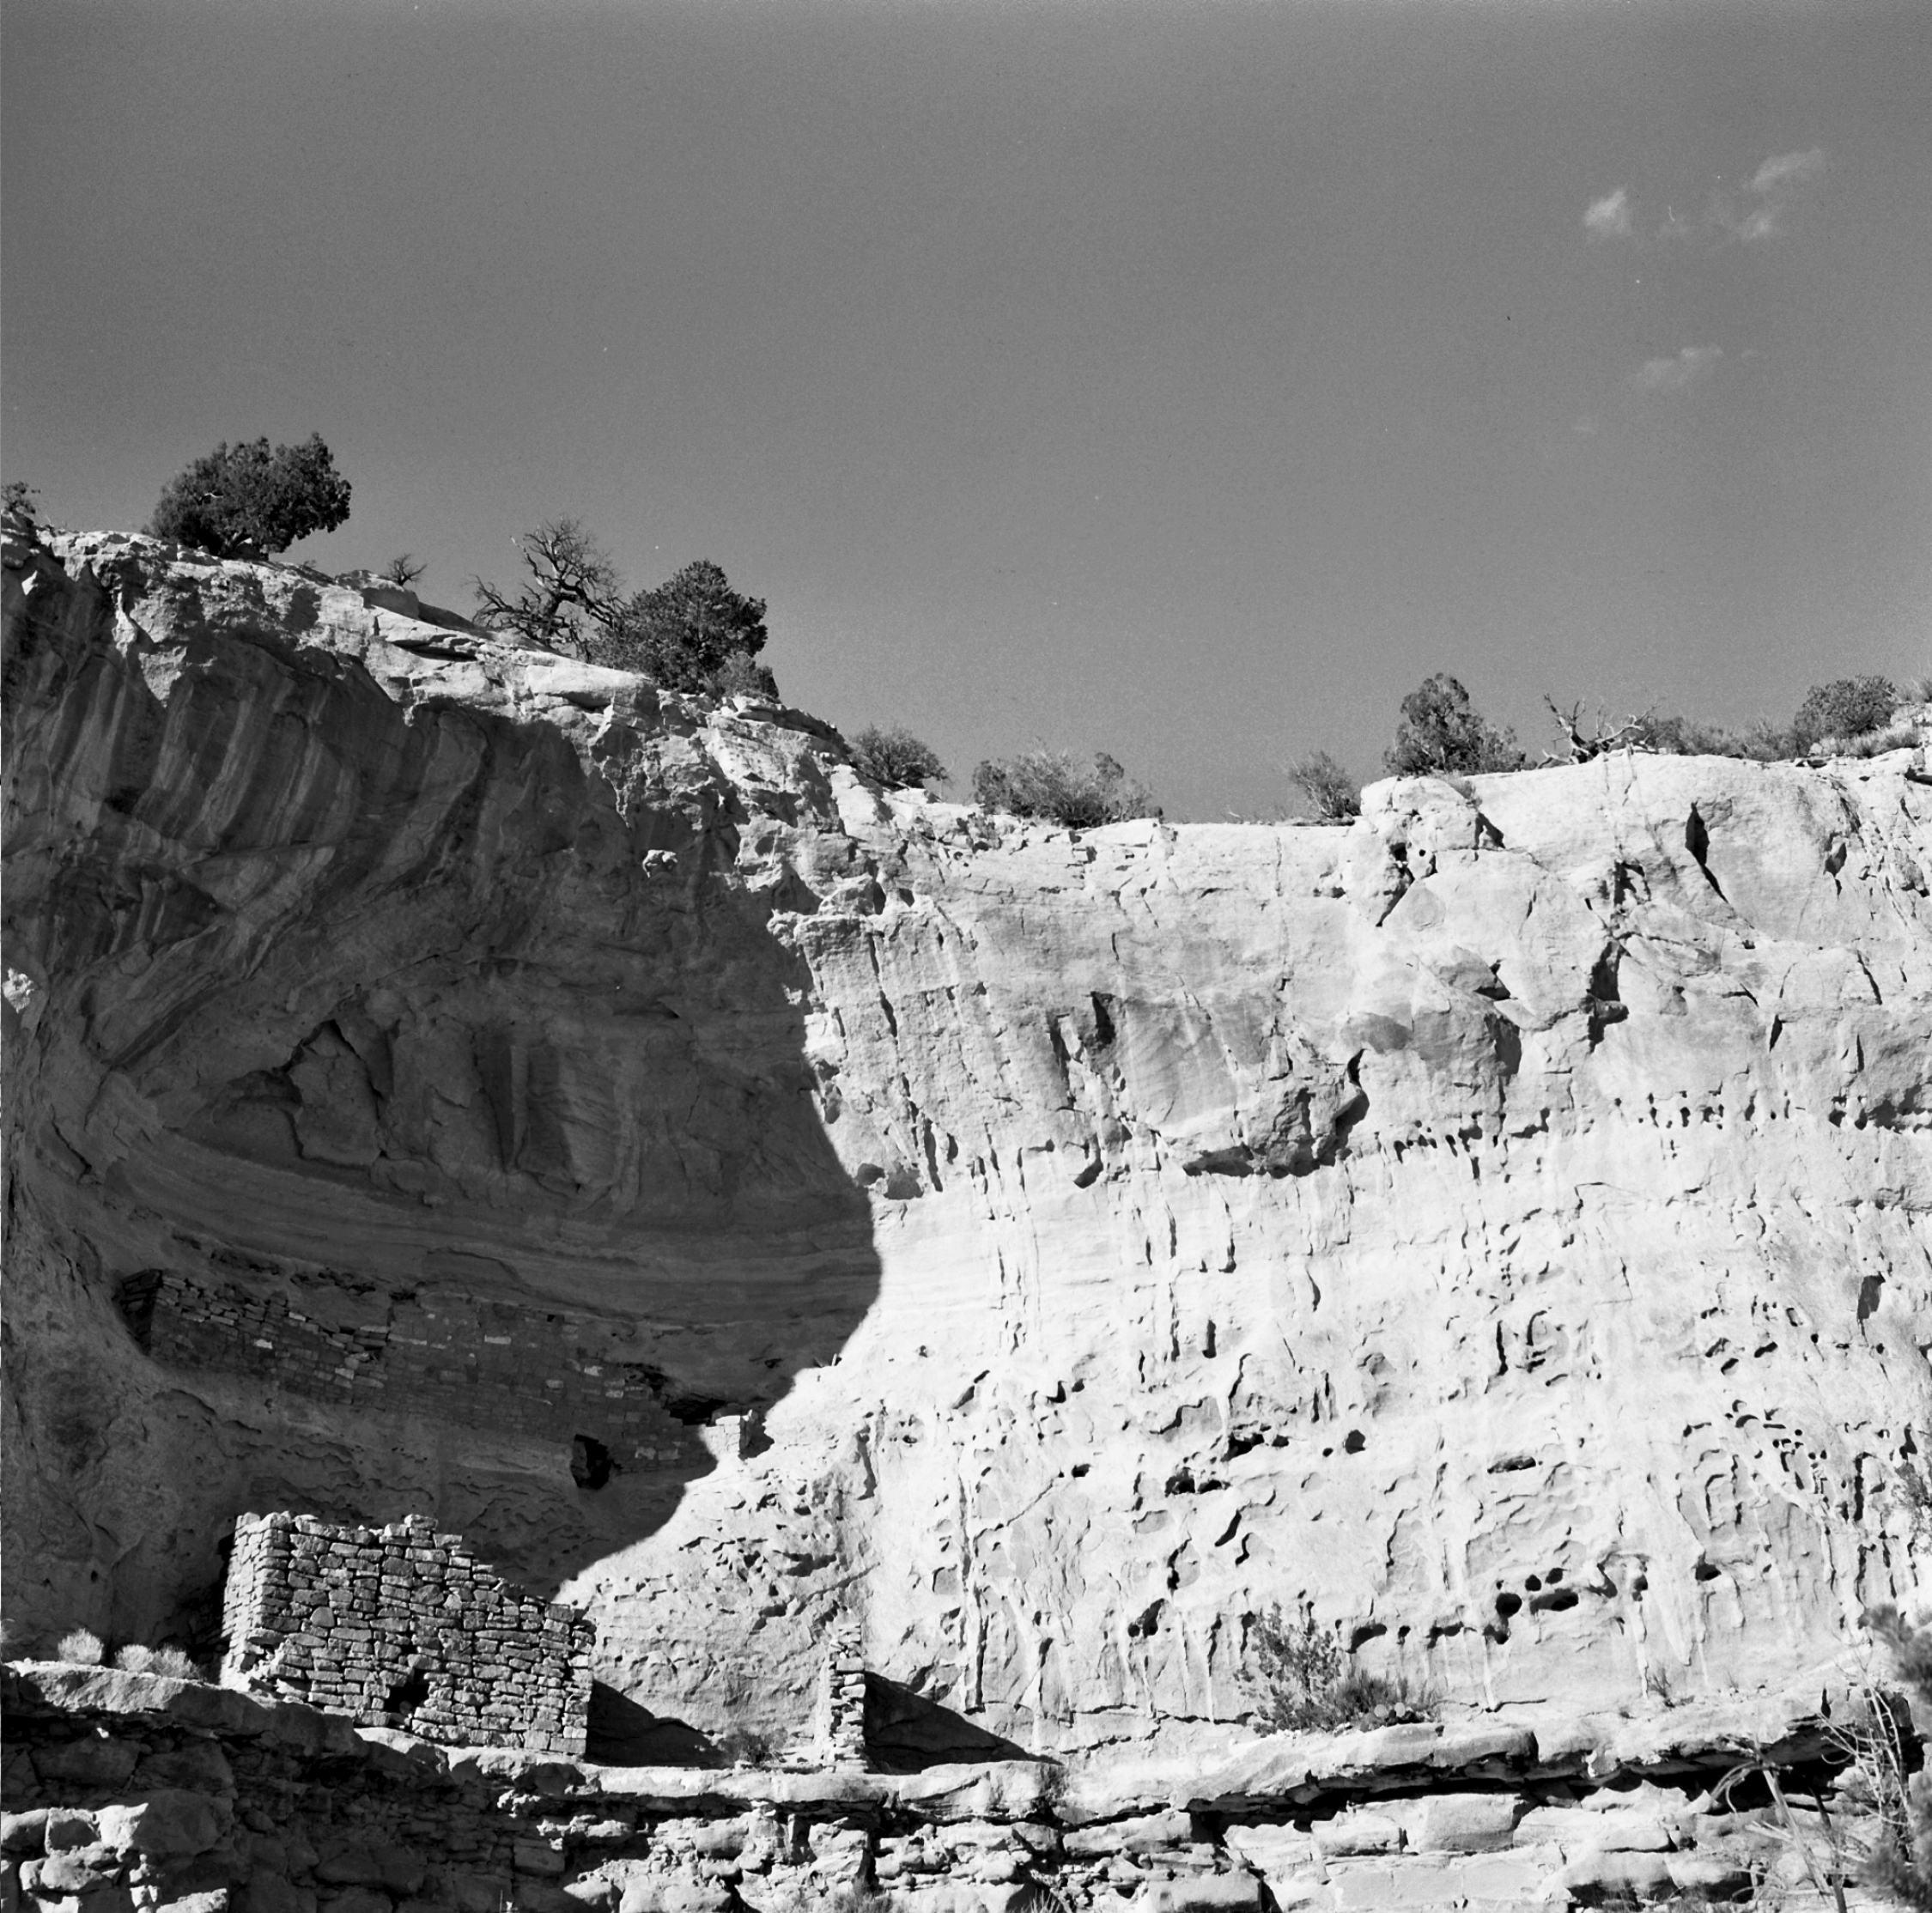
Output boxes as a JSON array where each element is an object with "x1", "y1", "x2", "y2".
[
  {"x1": 56, "y1": 1626, "x2": 104, "y2": 1666},
  {"x1": 850, "y1": 725, "x2": 947, "y2": 791},
  {"x1": 1289, "y1": 750, "x2": 1361, "y2": 821},
  {"x1": 3, "y1": 479, "x2": 46, "y2": 538},
  {"x1": 1790, "y1": 676, "x2": 1902, "y2": 754},
  {"x1": 598, "y1": 559, "x2": 772, "y2": 694},
  {"x1": 147, "y1": 434, "x2": 352, "y2": 558},
  {"x1": 475, "y1": 530, "x2": 779, "y2": 697},
  {"x1": 971, "y1": 749, "x2": 1157, "y2": 829},
  {"x1": 1385, "y1": 674, "x2": 1524, "y2": 777},
  {"x1": 1542, "y1": 675, "x2": 1916, "y2": 764}
]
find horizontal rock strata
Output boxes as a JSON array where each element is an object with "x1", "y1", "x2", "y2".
[{"x1": 1, "y1": 1663, "x2": 1891, "y2": 1912}]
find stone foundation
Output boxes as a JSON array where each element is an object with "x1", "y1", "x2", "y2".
[{"x1": 221, "y1": 1513, "x2": 593, "y2": 1756}]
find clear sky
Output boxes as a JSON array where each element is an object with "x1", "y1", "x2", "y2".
[{"x1": 5, "y1": 0, "x2": 1929, "y2": 820}]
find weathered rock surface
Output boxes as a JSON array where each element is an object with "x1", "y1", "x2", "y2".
[
  {"x1": 4, "y1": 531, "x2": 1929, "y2": 1759},
  {"x1": 0, "y1": 1664, "x2": 1885, "y2": 1912}
]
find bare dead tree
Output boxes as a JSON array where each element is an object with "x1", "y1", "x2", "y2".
[
  {"x1": 1540, "y1": 695, "x2": 1652, "y2": 765},
  {"x1": 473, "y1": 518, "x2": 623, "y2": 657}
]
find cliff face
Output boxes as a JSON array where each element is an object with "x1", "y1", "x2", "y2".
[{"x1": 4, "y1": 531, "x2": 1929, "y2": 1759}]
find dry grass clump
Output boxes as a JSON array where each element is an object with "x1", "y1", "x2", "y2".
[{"x1": 105, "y1": 1642, "x2": 200, "y2": 1678}]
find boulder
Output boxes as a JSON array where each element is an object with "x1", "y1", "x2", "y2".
[
  {"x1": 26, "y1": 1847, "x2": 125, "y2": 1893},
  {"x1": 1409, "y1": 1795, "x2": 1522, "y2": 1855},
  {"x1": 134, "y1": 1745, "x2": 236, "y2": 1795},
  {"x1": 95, "y1": 1793, "x2": 225, "y2": 1860},
  {"x1": 233, "y1": 1875, "x2": 309, "y2": 1913},
  {"x1": 31, "y1": 1735, "x2": 139, "y2": 1788},
  {"x1": 1312, "y1": 1814, "x2": 1402, "y2": 1857},
  {"x1": 0, "y1": 1813, "x2": 50, "y2": 1855}
]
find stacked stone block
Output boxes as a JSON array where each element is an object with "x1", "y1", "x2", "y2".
[
  {"x1": 220, "y1": 1512, "x2": 593, "y2": 1755},
  {"x1": 814, "y1": 1618, "x2": 868, "y2": 1769},
  {"x1": 118, "y1": 1269, "x2": 696, "y2": 1470}
]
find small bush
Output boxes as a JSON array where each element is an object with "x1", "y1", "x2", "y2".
[
  {"x1": 971, "y1": 750, "x2": 1157, "y2": 829},
  {"x1": 112, "y1": 1643, "x2": 156, "y2": 1673},
  {"x1": 851, "y1": 725, "x2": 947, "y2": 790},
  {"x1": 1625, "y1": 710, "x2": 1739, "y2": 756},
  {"x1": 1811, "y1": 716, "x2": 1921, "y2": 760},
  {"x1": 1865, "y1": 1605, "x2": 1932, "y2": 1910},
  {"x1": 714, "y1": 1725, "x2": 777, "y2": 1767},
  {"x1": 1244, "y1": 1605, "x2": 1434, "y2": 1734},
  {"x1": 3, "y1": 479, "x2": 46, "y2": 538},
  {"x1": 707, "y1": 649, "x2": 780, "y2": 701},
  {"x1": 1289, "y1": 750, "x2": 1360, "y2": 821},
  {"x1": 56, "y1": 1627, "x2": 104, "y2": 1666},
  {"x1": 1385, "y1": 675, "x2": 1523, "y2": 777},
  {"x1": 1790, "y1": 677, "x2": 1899, "y2": 755},
  {"x1": 149, "y1": 1647, "x2": 199, "y2": 1679},
  {"x1": 1894, "y1": 1430, "x2": 1932, "y2": 1546},
  {"x1": 769, "y1": 1891, "x2": 896, "y2": 1913},
  {"x1": 380, "y1": 553, "x2": 426, "y2": 587}
]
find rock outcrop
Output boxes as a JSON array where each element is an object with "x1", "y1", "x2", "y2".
[
  {"x1": 0, "y1": 1661, "x2": 1875, "y2": 1912},
  {"x1": 4, "y1": 531, "x2": 1929, "y2": 1761}
]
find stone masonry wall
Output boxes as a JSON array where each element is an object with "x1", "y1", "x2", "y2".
[
  {"x1": 118, "y1": 1269, "x2": 700, "y2": 1472},
  {"x1": 221, "y1": 1513, "x2": 594, "y2": 1756},
  {"x1": 815, "y1": 1619, "x2": 867, "y2": 1770}
]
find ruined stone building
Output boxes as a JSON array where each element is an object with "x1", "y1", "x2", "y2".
[{"x1": 221, "y1": 1512, "x2": 593, "y2": 1756}]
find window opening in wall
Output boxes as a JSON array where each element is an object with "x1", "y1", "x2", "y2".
[
  {"x1": 571, "y1": 1433, "x2": 615, "y2": 1491},
  {"x1": 385, "y1": 1664, "x2": 431, "y2": 1717}
]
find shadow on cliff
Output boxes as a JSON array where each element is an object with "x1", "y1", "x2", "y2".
[
  {"x1": 0, "y1": 537, "x2": 883, "y2": 1685},
  {"x1": 579, "y1": 1677, "x2": 1037, "y2": 1770}
]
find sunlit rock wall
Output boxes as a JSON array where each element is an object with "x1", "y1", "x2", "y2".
[{"x1": 4, "y1": 530, "x2": 1928, "y2": 1760}]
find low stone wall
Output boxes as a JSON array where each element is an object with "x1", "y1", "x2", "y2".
[
  {"x1": 1, "y1": 1661, "x2": 1904, "y2": 1913},
  {"x1": 221, "y1": 1513, "x2": 593, "y2": 1756}
]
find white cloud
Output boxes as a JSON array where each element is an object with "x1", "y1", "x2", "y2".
[
  {"x1": 1631, "y1": 345, "x2": 1722, "y2": 392},
  {"x1": 1584, "y1": 187, "x2": 1633, "y2": 240},
  {"x1": 1727, "y1": 148, "x2": 1826, "y2": 241},
  {"x1": 1750, "y1": 148, "x2": 1826, "y2": 195}
]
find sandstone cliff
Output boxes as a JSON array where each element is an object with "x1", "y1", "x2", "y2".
[{"x1": 4, "y1": 531, "x2": 1929, "y2": 1760}]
